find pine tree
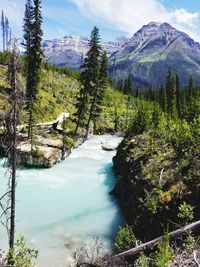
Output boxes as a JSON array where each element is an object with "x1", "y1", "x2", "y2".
[
  {"x1": 166, "y1": 69, "x2": 177, "y2": 118},
  {"x1": 176, "y1": 74, "x2": 181, "y2": 118},
  {"x1": 124, "y1": 75, "x2": 133, "y2": 95},
  {"x1": 159, "y1": 85, "x2": 167, "y2": 112},
  {"x1": 171, "y1": 75, "x2": 177, "y2": 119},
  {"x1": 92, "y1": 51, "x2": 109, "y2": 131},
  {"x1": 85, "y1": 27, "x2": 101, "y2": 135},
  {"x1": 75, "y1": 26, "x2": 101, "y2": 135},
  {"x1": 186, "y1": 76, "x2": 195, "y2": 121},
  {"x1": 23, "y1": 0, "x2": 43, "y2": 139}
]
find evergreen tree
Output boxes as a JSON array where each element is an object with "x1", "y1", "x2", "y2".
[
  {"x1": 23, "y1": 0, "x2": 33, "y2": 96},
  {"x1": 166, "y1": 69, "x2": 177, "y2": 118},
  {"x1": 31, "y1": 0, "x2": 43, "y2": 98},
  {"x1": 75, "y1": 26, "x2": 101, "y2": 135},
  {"x1": 23, "y1": 0, "x2": 43, "y2": 139},
  {"x1": 85, "y1": 27, "x2": 101, "y2": 135},
  {"x1": 159, "y1": 85, "x2": 167, "y2": 112},
  {"x1": 176, "y1": 74, "x2": 181, "y2": 118},
  {"x1": 186, "y1": 76, "x2": 195, "y2": 121},
  {"x1": 123, "y1": 75, "x2": 133, "y2": 95},
  {"x1": 92, "y1": 51, "x2": 109, "y2": 131}
]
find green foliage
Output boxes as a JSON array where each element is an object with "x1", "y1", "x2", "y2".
[
  {"x1": 184, "y1": 235, "x2": 196, "y2": 253},
  {"x1": 113, "y1": 224, "x2": 138, "y2": 253},
  {"x1": 178, "y1": 202, "x2": 194, "y2": 224},
  {"x1": 63, "y1": 136, "x2": 74, "y2": 149},
  {"x1": 137, "y1": 253, "x2": 149, "y2": 267},
  {"x1": 41, "y1": 61, "x2": 79, "y2": 80},
  {"x1": 74, "y1": 27, "x2": 110, "y2": 135},
  {"x1": 0, "y1": 51, "x2": 12, "y2": 65},
  {"x1": 32, "y1": 146, "x2": 45, "y2": 157},
  {"x1": 9, "y1": 235, "x2": 38, "y2": 267},
  {"x1": 155, "y1": 230, "x2": 173, "y2": 267},
  {"x1": 171, "y1": 120, "x2": 194, "y2": 155},
  {"x1": 131, "y1": 103, "x2": 152, "y2": 135}
]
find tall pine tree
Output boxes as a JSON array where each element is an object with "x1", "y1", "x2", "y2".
[
  {"x1": 74, "y1": 26, "x2": 101, "y2": 136},
  {"x1": 166, "y1": 68, "x2": 177, "y2": 118},
  {"x1": 176, "y1": 74, "x2": 181, "y2": 118},
  {"x1": 92, "y1": 51, "x2": 109, "y2": 132},
  {"x1": 23, "y1": 0, "x2": 43, "y2": 139}
]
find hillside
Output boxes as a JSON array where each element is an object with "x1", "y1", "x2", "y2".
[{"x1": 0, "y1": 61, "x2": 130, "y2": 132}]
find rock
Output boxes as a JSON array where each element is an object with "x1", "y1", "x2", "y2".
[
  {"x1": 16, "y1": 142, "x2": 69, "y2": 168},
  {"x1": 101, "y1": 142, "x2": 116, "y2": 151}
]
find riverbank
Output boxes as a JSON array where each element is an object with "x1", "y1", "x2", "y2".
[
  {"x1": 112, "y1": 132, "x2": 200, "y2": 242},
  {"x1": 0, "y1": 112, "x2": 88, "y2": 168}
]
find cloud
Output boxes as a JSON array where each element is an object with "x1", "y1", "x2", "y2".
[
  {"x1": 171, "y1": 8, "x2": 200, "y2": 27},
  {"x1": 0, "y1": 0, "x2": 25, "y2": 27},
  {"x1": 70, "y1": 0, "x2": 200, "y2": 41}
]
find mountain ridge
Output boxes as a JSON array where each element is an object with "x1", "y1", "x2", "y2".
[{"x1": 43, "y1": 22, "x2": 200, "y2": 88}]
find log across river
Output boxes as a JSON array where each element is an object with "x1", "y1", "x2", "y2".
[{"x1": 0, "y1": 135, "x2": 123, "y2": 267}]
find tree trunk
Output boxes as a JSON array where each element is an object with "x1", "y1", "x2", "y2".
[
  {"x1": 28, "y1": 108, "x2": 32, "y2": 139},
  {"x1": 9, "y1": 94, "x2": 16, "y2": 250},
  {"x1": 109, "y1": 220, "x2": 200, "y2": 262},
  {"x1": 86, "y1": 93, "x2": 97, "y2": 138}
]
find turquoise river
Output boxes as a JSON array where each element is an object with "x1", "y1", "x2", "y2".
[{"x1": 0, "y1": 135, "x2": 123, "y2": 267}]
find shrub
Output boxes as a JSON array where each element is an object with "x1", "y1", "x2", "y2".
[
  {"x1": 178, "y1": 202, "x2": 194, "y2": 224},
  {"x1": 155, "y1": 229, "x2": 173, "y2": 267},
  {"x1": 8, "y1": 235, "x2": 38, "y2": 267},
  {"x1": 113, "y1": 224, "x2": 139, "y2": 253}
]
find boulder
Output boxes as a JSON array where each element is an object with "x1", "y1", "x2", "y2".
[{"x1": 101, "y1": 142, "x2": 115, "y2": 151}]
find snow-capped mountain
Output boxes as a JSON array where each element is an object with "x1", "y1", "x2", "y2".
[
  {"x1": 43, "y1": 22, "x2": 200, "y2": 87},
  {"x1": 110, "y1": 22, "x2": 200, "y2": 87},
  {"x1": 43, "y1": 35, "x2": 128, "y2": 70}
]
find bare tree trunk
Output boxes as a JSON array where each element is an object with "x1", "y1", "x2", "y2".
[
  {"x1": 75, "y1": 117, "x2": 80, "y2": 135},
  {"x1": 9, "y1": 87, "x2": 17, "y2": 250},
  {"x1": 28, "y1": 108, "x2": 32, "y2": 139},
  {"x1": 109, "y1": 220, "x2": 200, "y2": 263},
  {"x1": 114, "y1": 106, "x2": 118, "y2": 132},
  {"x1": 8, "y1": 44, "x2": 17, "y2": 251}
]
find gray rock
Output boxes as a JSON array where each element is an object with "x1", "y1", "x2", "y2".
[{"x1": 101, "y1": 142, "x2": 115, "y2": 151}]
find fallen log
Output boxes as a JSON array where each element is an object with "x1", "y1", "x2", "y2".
[{"x1": 110, "y1": 220, "x2": 200, "y2": 262}]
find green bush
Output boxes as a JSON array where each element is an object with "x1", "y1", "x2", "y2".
[
  {"x1": 8, "y1": 235, "x2": 38, "y2": 267},
  {"x1": 63, "y1": 136, "x2": 74, "y2": 149},
  {"x1": 113, "y1": 224, "x2": 139, "y2": 253},
  {"x1": 178, "y1": 202, "x2": 194, "y2": 224},
  {"x1": 155, "y1": 229, "x2": 173, "y2": 267}
]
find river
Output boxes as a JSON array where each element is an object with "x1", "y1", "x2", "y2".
[{"x1": 0, "y1": 135, "x2": 123, "y2": 267}]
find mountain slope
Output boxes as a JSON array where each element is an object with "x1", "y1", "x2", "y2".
[
  {"x1": 43, "y1": 22, "x2": 200, "y2": 88},
  {"x1": 43, "y1": 35, "x2": 128, "y2": 70},
  {"x1": 110, "y1": 22, "x2": 200, "y2": 88}
]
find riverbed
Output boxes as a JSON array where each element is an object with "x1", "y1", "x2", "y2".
[{"x1": 0, "y1": 135, "x2": 123, "y2": 267}]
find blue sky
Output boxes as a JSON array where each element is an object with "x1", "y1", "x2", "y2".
[{"x1": 0, "y1": 0, "x2": 200, "y2": 44}]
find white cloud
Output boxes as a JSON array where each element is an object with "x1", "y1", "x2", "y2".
[
  {"x1": 171, "y1": 8, "x2": 199, "y2": 27},
  {"x1": 0, "y1": 0, "x2": 25, "y2": 27},
  {"x1": 71, "y1": 0, "x2": 200, "y2": 42}
]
